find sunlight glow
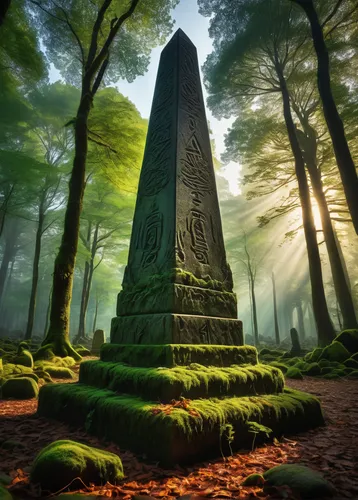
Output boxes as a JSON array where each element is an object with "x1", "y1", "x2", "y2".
[{"x1": 220, "y1": 161, "x2": 241, "y2": 195}]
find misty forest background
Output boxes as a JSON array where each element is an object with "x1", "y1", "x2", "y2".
[{"x1": 0, "y1": 0, "x2": 357, "y2": 350}]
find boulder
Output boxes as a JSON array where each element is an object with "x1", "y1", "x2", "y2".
[
  {"x1": 30, "y1": 440, "x2": 124, "y2": 492},
  {"x1": 320, "y1": 341, "x2": 350, "y2": 363},
  {"x1": 1, "y1": 377, "x2": 39, "y2": 399},
  {"x1": 290, "y1": 328, "x2": 301, "y2": 356},
  {"x1": 263, "y1": 464, "x2": 335, "y2": 498},
  {"x1": 285, "y1": 367, "x2": 303, "y2": 380},
  {"x1": 14, "y1": 345, "x2": 34, "y2": 368},
  {"x1": 335, "y1": 329, "x2": 358, "y2": 354}
]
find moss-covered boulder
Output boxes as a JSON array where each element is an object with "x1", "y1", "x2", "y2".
[
  {"x1": 3, "y1": 363, "x2": 33, "y2": 377},
  {"x1": 76, "y1": 347, "x2": 91, "y2": 357},
  {"x1": 41, "y1": 366, "x2": 75, "y2": 379},
  {"x1": 263, "y1": 464, "x2": 335, "y2": 498},
  {"x1": 241, "y1": 473, "x2": 265, "y2": 486},
  {"x1": 269, "y1": 361, "x2": 288, "y2": 374},
  {"x1": 335, "y1": 329, "x2": 358, "y2": 354},
  {"x1": 351, "y1": 352, "x2": 358, "y2": 362},
  {"x1": 303, "y1": 363, "x2": 321, "y2": 376},
  {"x1": 304, "y1": 348, "x2": 323, "y2": 363},
  {"x1": 318, "y1": 359, "x2": 330, "y2": 368},
  {"x1": 349, "y1": 370, "x2": 358, "y2": 378},
  {"x1": 344, "y1": 358, "x2": 358, "y2": 369},
  {"x1": 14, "y1": 348, "x2": 33, "y2": 369},
  {"x1": 286, "y1": 367, "x2": 303, "y2": 379},
  {"x1": 1, "y1": 377, "x2": 39, "y2": 399},
  {"x1": 320, "y1": 341, "x2": 350, "y2": 363},
  {"x1": 30, "y1": 440, "x2": 124, "y2": 492}
]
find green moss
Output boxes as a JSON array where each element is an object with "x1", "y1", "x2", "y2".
[
  {"x1": 0, "y1": 359, "x2": 2, "y2": 375},
  {"x1": 100, "y1": 344, "x2": 258, "y2": 368},
  {"x1": 13, "y1": 372, "x2": 39, "y2": 383},
  {"x1": 322, "y1": 372, "x2": 339, "y2": 380},
  {"x1": 41, "y1": 366, "x2": 75, "y2": 379},
  {"x1": 305, "y1": 348, "x2": 323, "y2": 363},
  {"x1": 293, "y1": 361, "x2": 308, "y2": 371},
  {"x1": 2, "y1": 363, "x2": 33, "y2": 377},
  {"x1": 320, "y1": 341, "x2": 350, "y2": 363},
  {"x1": 344, "y1": 358, "x2": 358, "y2": 369},
  {"x1": 30, "y1": 440, "x2": 124, "y2": 492},
  {"x1": 14, "y1": 349, "x2": 33, "y2": 369},
  {"x1": 351, "y1": 353, "x2": 358, "y2": 362},
  {"x1": 76, "y1": 347, "x2": 91, "y2": 356},
  {"x1": 263, "y1": 464, "x2": 335, "y2": 498},
  {"x1": 348, "y1": 370, "x2": 358, "y2": 378},
  {"x1": 79, "y1": 361, "x2": 284, "y2": 402},
  {"x1": 286, "y1": 367, "x2": 303, "y2": 380},
  {"x1": 259, "y1": 348, "x2": 284, "y2": 357},
  {"x1": 285, "y1": 357, "x2": 301, "y2": 366},
  {"x1": 318, "y1": 359, "x2": 330, "y2": 368},
  {"x1": 1, "y1": 377, "x2": 39, "y2": 399},
  {"x1": 320, "y1": 367, "x2": 333, "y2": 375},
  {"x1": 335, "y1": 329, "x2": 358, "y2": 354},
  {"x1": 268, "y1": 362, "x2": 288, "y2": 374},
  {"x1": 38, "y1": 384, "x2": 323, "y2": 464},
  {"x1": 303, "y1": 363, "x2": 321, "y2": 376},
  {"x1": 332, "y1": 369, "x2": 346, "y2": 377},
  {"x1": 241, "y1": 473, "x2": 265, "y2": 486}
]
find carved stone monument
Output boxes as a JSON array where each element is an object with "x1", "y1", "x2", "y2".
[
  {"x1": 37, "y1": 30, "x2": 324, "y2": 466},
  {"x1": 111, "y1": 29, "x2": 242, "y2": 346}
]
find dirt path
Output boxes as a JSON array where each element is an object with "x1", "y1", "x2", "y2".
[{"x1": 1, "y1": 377, "x2": 358, "y2": 499}]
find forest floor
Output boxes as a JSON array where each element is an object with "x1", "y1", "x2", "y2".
[{"x1": 1, "y1": 363, "x2": 358, "y2": 500}]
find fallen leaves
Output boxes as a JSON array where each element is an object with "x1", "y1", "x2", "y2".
[{"x1": 151, "y1": 397, "x2": 201, "y2": 417}]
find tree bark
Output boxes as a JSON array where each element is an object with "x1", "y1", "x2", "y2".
[
  {"x1": 0, "y1": 219, "x2": 20, "y2": 305},
  {"x1": 41, "y1": 89, "x2": 92, "y2": 360},
  {"x1": 294, "y1": 116, "x2": 358, "y2": 330},
  {"x1": 296, "y1": 299, "x2": 306, "y2": 342},
  {"x1": 275, "y1": 54, "x2": 335, "y2": 346},
  {"x1": 291, "y1": 0, "x2": 358, "y2": 234},
  {"x1": 272, "y1": 272, "x2": 280, "y2": 345},
  {"x1": 43, "y1": 285, "x2": 52, "y2": 338},
  {"x1": 77, "y1": 221, "x2": 92, "y2": 340},
  {"x1": 92, "y1": 296, "x2": 99, "y2": 333},
  {"x1": 25, "y1": 197, "x2": 45, "y2": 340},
  {"x1": 250, "y1": 269, "x2": 259, "y2": 345}
]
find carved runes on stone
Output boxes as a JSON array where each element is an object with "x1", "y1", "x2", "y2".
[{"x1": 111, "y1": 29, "x2": 242, "y2": 345}]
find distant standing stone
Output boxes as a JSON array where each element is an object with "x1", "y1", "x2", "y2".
[
  {"x1": 92, "y1": 329, "x2": 105, "y2": 355},
  {"x1": 290, "y1": 327, "x2": 302, "y2": 356}
]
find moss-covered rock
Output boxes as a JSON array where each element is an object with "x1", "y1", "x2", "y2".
[
  {"x1": 344, "y1": 358, "x2": 358, "y2": 369},
  {"x1": 241, "y1": 473, "x2": 265, "y2": 486},
  {"x1": 304, "y1": 348, "x2": 323, "y2": 363},
  {"x1": 41, "y1": 366, "x2": 75, "y2": 379},
  {"x1": 76, "y1": 347, "x2": 91, "y2": 357},
  {"x1": 285, "y1": 357, "x2": 301, "y2": 367},
  {"x1": 1, "y1": 377, "x2": 39, "y2": 399},
  {"x1": 286, "y1": 367, "x2": 303, "y2": 380},
  {"x1": 3, "y1": 363, "x2": 33, "y2": 377},
  {"x1": 269, "y1": 362, "x2": 288, "y2": 374},
  {"x1": 348, "y1": 370, "x2": 358, "y2": 378},
  {"x1": 322, "y1": 372, "x2": 339, "y2": 380},
  {"x1": 13, "y1": 372, "x2": 39, "y2": 383},
  {"x1": 30, "y1": 440, "x2": 124, "y2": 492},
  {"x1": 318, "y1": 359, "x2": 330, "y2": 368},
  {"x1": 293, "y1": 361, "x2": 308, "y2": 371},
  {"x1": 320, "y1": 341, "x2": 350, "y2": 363},
  {"x1": 303, "y1": 363, "x2": 321, "y2": 376},
  {"x1": 351, "y1": 353, "x2": 358, "y2": 362},
  {"x1": 0, "y1": 484, "x2": 12, "y2": 500},
  {"x1": 335, "y1": 329, "x2": 358, "y2": 354},
  {"x1": 263, "y1": 464, "x2": 335, "y2": 498}
]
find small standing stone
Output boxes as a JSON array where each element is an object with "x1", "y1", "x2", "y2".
[
  {"x1": 92, "y1": 329, "x2": 105, "y2": 355},
  {"x1": 290, "y1": 327, "x2": 302, "y2": 356}
]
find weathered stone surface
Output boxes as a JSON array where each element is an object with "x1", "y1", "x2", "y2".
[
  {"x1": 117, "y1": 283, "x2": 237, "y2": 318},
  {"x1": 111, "y1": 28, "x2": 239, "y2": 344},
  {"x1": 111, "y1": 313, "x2": 243, "y2": 345}
]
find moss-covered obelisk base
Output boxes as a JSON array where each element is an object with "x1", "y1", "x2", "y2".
[{"x1": 38, "y1": 29, "x2": 323, "y2": 465}]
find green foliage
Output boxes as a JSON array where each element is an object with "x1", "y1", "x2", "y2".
[
  {"x1": 286, "y1": 367, "x2": 303, "y2": 380},
  {"x1": 30, "y1": 440, "x2": 124, "y2": 492}
]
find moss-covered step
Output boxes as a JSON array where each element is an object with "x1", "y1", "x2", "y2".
[
  {"x1": 79, "y1": 361, "x2": 284, "y2": 402},
  {"x1": 100, "y1": 344, "x2": 258, "y2": 367},
  {"x1": 37, "y1": 384, "x2": 324, "y2": 465}
]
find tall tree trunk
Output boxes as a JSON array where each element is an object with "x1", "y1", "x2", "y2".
[
  {"x1": 77, "y1": 221, "x2": 92, "y2": 340},
  {"x1": 84, "y1": 223, "x2": 99, "y2": 321},
  {"x1": 275, "y1": 53, "x2": 335, "y2": 346},
  {"x1": 272, "y1": 272, "x2": 280, "y2": 345},
  {"x1": 291, "y1": 0, "x2": 358, "y2": 233},
  {"x1": 250, "y1": 270, "x2": 259, "y2": 345},
  {"x1": 294, "y1": 112, "x2": 357, "y2": 329},
  {"x1": 25, "y1": 200, "x2": 45, "y2": 340},
  {"x1": 0, "y1": 220, "x2": 20, "y2": 305},
  {"x1": 296, "y1": 299, "x2": 306, "y2": 342},
  {"x1": 40, "y1": 90, "x2": 92, "y2": 360},
  {"x1": 43, "y1": 285, "x2": 52, "y2": 339},
  {"x1": 92, "y1": 295, "x2": 99, "y2": 333}
]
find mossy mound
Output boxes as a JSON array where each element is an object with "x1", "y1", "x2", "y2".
[
  {"x1": 344, "y1": 358, "x2": 358, "y2": 369},
  {"x1": 304, "y1": 348, "x2": 323, "y2": 363},
  {"x1": 241, "y1": 473, "x2": 265, "y2": 486},
  {"x1": 0, "y1": 358, "x2": 2, "y2": 375},
  {"x1": 268, "y1": 362, "x2": 288, "y2": 374},
  {"x1": 285, "y1": 367, "x2": 303, "y2": 380},
  {"x1": 1, "y1": 377, "x2": 39, "y2": 399},
  {"x1": 14, "y1": 349, "x2": 33, "y2": 369},
  {"x1": 303, "y1": 363, "x2": 321, "y2": 376},
  {"x1": 38, "y1": 384, "x2": 323, "y2": 465},
  {"x1": 30, "y1": 440, "x2": 124, "y2": 492},
  {"x1": 263, "y1": 464, "x2": 335, "y2": 498},
  {"x1": 100, "y1": 344, "x2": 258, "y2": 368},
  {"x1": 76, "y1": 347, "x2": 91, "y2": 357},
  {"x1": 40, "y1": 365, "x2": 75, "y2": 379},
  {"x1": 319, "y1": 341, "x2": 350, "y2": 363},
  {"x1": 335, "y1": 329, "x2": 358, "y2": 354},
  {"x1": 79, "y1": 361, "x2": 284, "y2": 402},
  {"x1": 2, "y1": 363, "x2": 33, "y2": 377},
  {"x1": 348, "y1": 370, "x2": 358, "y2": 378}
]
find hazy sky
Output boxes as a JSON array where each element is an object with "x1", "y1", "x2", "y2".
[{"x1": 49, "y1": 0, "x2": 240, "y2": 194}]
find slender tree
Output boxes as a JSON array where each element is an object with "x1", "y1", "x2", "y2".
[
  {"x1": 271, "y1": 272, "x2": 280, "y2": 345},
  {"x1": 290, "y1": 0, "x2": 358, "y2": 233}
]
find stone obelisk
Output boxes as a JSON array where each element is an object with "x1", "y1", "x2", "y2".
[{"x1": 111, "y1": 29, "x2": 242, "y2": 345}]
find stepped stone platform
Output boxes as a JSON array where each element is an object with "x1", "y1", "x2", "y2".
[{"x1": 38, "y1": 343, "x2": 324, "y2": 465}]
